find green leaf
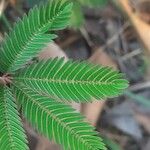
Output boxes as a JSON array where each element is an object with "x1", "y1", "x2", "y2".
[
  {"x1": 78, "y1": 0, "x2": 108, "y2": 7},
  {"x1": 0, "y1": 86, "x2": 28, "y2": 150},
  {"x1": 0, "y1": 0, "x2": 72, "y2": 73},
  {"x1": 70, "y1": 2, "x2": 84, "y2": 28},
  {"x1": 14, "y1": 58, "x2": 128, "y2": 102},
  {"x1": 12, "y1": 83, "x2": 107, "y2": 150}
]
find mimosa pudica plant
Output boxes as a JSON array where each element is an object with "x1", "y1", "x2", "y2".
[{"x1": 0, "y1": 0, "x2": 128, "y2": 150}]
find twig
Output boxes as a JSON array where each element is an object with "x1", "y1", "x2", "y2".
[
  {"x1": 100, "y1": 22, "x2": 130, "y2": 50},
  {"x1": 0, "y1": 0, "x2": 5, "y2": 17},
  {"x1": 120, "y1": 48, "x2": 142, "y2": 61},
  {"x1": 0, "y1": 0, "x2": 11, "y2": 30},
  {"x1": 117, "y1": 0, "x2": 150, "y2": 52},
  {"x1": 79, "y1": 27, "x2": 94, "y2": 48},
  {"x1": 129, "y1": 81, "x2": 150, "y2": 91},
  {"x1": 60, "y1": 34, "x2": 80, "y2": 48}
]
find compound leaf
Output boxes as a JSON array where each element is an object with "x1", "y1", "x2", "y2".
[
  {"x1": 12, "y1": 83, "x2": 106, "y2": 150},
  {"x1": 14, "y1": 58, "x2": 128, "y2": 102},
  {"x1": 0, "y1": 0, "x2": 72, "y2": 72},
  {"x1": 0, "y1": 86, "x2": 28, "y2": 150}
]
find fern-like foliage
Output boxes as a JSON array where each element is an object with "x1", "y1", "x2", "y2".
[
  {"x1": 0, "y1": 0, "x2": 72, "y2": 72},
  {"x1": 0, "y1": 86, "x2": 28, "y2": 150},
  {"x1": 14, "y1": 58, "x2": 128, "y2": 102},
  {"x1": 0, "y1": 0, "x2": 129, "y2": 149},
  {"x1": 12, "y1": 83, "x2": 106, "y2": 150}
]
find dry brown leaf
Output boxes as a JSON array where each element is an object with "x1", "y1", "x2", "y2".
[
  {"x1": 0, "y1": 0, "x2": 7, "y2": 17},
  {"x1": 129, "y1": 0, "x2": 150, "y2": 24},
  {"x1": 118, "y1": 0, "x2": 150, "y2": 53},
  {"x1": 9, "y1": 0, "x2": 17, "y2": 6}
]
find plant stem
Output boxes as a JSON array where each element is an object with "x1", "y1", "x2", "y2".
[{"x1": 0, "y1": 77, "x2": 5, "y2": 85}]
